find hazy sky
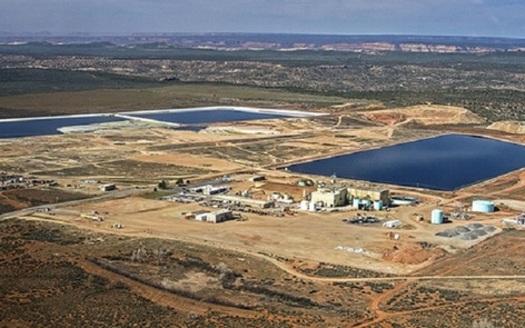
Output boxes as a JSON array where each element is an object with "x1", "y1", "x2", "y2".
[{"x1": 1, "y1": 0, "x2": 524, "y2": 37}]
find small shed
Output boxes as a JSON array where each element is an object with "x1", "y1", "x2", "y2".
[
  {"x1": 99, "y1": 184, "x2": 116, "y2": 191},
  {"x1": 249, "y1": 175, "x2": 266, "y2": 182},
  {"x1": 383, "y1": 220, "x2": 402, "y2": 228},
  {"x1": 195, "y1": 209, "x2": 233, "y2": 223}
]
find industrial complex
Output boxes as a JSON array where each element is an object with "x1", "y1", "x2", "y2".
[
  {"x1": 4, "y1": 26, "x2": 525, "y2": 326},
  {"x1": 1, "y1": 104, "x2": 521, "y2": 259},
  {"x1": 2, "y1": 104, "x2": 525, "y2": 328}
]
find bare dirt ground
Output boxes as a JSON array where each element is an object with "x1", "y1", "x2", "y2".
[
  {"x1": 45, "y1": 188, "x2": 513, "y2": 276},
  {"x1": 362, "y1": 105, "x2": 486, "y2": 127},
  {"x1": 0, "y1": 218, "x2": 377, "y2": 327},
  {"x1": 3, "y1": 216, "x2": 525, "y2": 327}
]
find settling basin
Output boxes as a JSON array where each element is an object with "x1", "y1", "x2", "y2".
[
  {"x1": 286, "y1": 134, "x2": 525, "y2": 191},
  {"x1": 0, "y1": 115, "x2": 126, "y2": 139},
  {"x1": 125, "y1": 106, "x2": 318, "y2": 124},
  {"x1": 0, "y1": 107, "x2": 322, "y2": 139}
]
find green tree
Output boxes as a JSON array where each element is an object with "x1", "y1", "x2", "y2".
[{"x1": 158, "y1": 180, "x2": 169, "y2": 190}]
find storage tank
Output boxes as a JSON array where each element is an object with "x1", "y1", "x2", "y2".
[
  {"x1": 373, "y1": 200, "x2": 383, "y2": 211},
  {"x1": 363, "y1": 199, "x2": 372, "y2": 207},
  {"x1": 308, "y1": 201, "x2": 317, "y2": 212},
  {"x1": 472, "y1": 200, "x2": 495, "y2": 213},
  {"x1": 431, "y1": 209, "x2": 444, "y2": 225},
  {"x1": 352, "y1": 198, "x2": 361, "y2": 209},
  {"x1": 390, "y1": 196, "x2": 417, "y2": 206},
  {"x1": 300, "y1": 200, "x2": 309, "y2": 211}
]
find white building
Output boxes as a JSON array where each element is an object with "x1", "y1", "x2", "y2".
[
  {"x1": 212, "y1": 195, "x2": 274, "y2": 209},
  {"x1": 194, "y1": 209, "x2": 233, "y2": 223},
  {"x1": 310, "y1": 187, "x2": 348, "y2": 208},
  {"x1": 383, "y1": 220, "x2": 402, "y2": 228},
  {"x1": 99, "y1": 184, "x2": 116, "y2": 191},
  {"x1": 191, "y1": 184, "x2": 230, "y2": 195}
]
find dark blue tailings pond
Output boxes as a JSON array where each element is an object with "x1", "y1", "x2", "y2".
[
  {"x1": 0, "y1": 116, "x2": 125, "y2": 139},
  {"x1": 287, "y1": 134, "x2": 525, "y2": 191},
  {"x1": 0, "y1": 108, "x2": 297, "y2": 139},
  {"x1": 131, "y1": 109, "x2": 291, "y2": 124}
]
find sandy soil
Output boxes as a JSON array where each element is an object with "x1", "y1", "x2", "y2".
[
  {"x1": 43, "y1": 192, "x2": 509, "y2": 276},
  {"x1": 362, "y1": 104, "x2": 486, "y2": 126},
  {"x1": 131, "y1": 153, "x2": 245, "y2": 171}
]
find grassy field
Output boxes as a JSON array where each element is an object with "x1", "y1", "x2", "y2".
[
  {"x1": 0, "y1": 68, "x2": 159, "y2": 97},
  {"x1": 34, "y1": 160, "x2": 216, "y2": 179},
  {"x1": 0, "y1": 82, "x2": 360, "y2": 118}
]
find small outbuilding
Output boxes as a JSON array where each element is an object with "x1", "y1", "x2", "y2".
[
  {"x1": 194, "y1": 209, "x2": 233, "y2": 223},
  {"x1": 99, "y1": 184, "x2": 116, "y2": 191},
  {"x1": 383, "y1": 220, "x2": 402, "y2": 228},
  {"x1": 249, "y1": 175, "x2": 266, "y2": 182}
]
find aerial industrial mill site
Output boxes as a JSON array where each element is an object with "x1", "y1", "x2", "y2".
[{"x1": 2, "y1": 33, "x2": 525, "y2": 327}]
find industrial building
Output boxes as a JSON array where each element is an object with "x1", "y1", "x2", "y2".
[
  {"x1": 310, "y1": 187, "x2": 348, "y2": 208},
  {"x1": 347, "y1": 188, "x2": 390, "y2": 205},
  {"x1": 191, "y1": 184, "x2": 230, "y2": 195},
  {"x1": 269, "y1": 192, "x2": 294, "y2": 204},
  {"x1": 471, "y1": 200, "x2": 495, "y2": 213},
  {"x1": 212, "y1": 195, "x2": 274, "y2": 209},
  {"x1": 310, "y1": 186, "x2": 390, "y2": 209},
  {"x1": 194, "y1": 209, "x2": 233, "y2": 223}
]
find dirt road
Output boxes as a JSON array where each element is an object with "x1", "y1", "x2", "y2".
[{"x1": 0, "y1": 187, "x2": 148, "y2": 220}]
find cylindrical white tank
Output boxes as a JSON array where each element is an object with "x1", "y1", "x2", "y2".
[
  {"x1": 431, "y1": 209, "x2": 444, "y2": 225},
  {"x1": 373, "y1": 200, "x2": 383, "y2": 211},
  {"x1": 471, "y1": 200, "x2": 495, "y2": 213},
  {"x1": 308, "y1": 201, "x2": 317, "y2": 212},
  {"x1": 300, "y1": 200, "x2": 309, "y2": 211},
  {"x1": 390, "y1": 196, "x2": 417, "y2": 206},
  {"x1": 352, "y1": 198, "x2": 361, "y2": 208}
]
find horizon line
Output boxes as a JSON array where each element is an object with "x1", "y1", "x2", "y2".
[{"x1": 1, "y1": 31, "x2": 524, "y2": 41}]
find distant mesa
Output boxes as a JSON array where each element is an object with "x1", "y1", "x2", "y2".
[{"x1": 2, "y1": 33, "x2": 525, "y2": 54}]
